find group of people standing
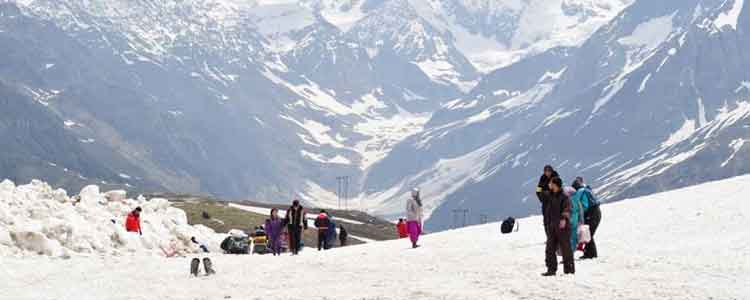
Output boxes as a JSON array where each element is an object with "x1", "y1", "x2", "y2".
[
  {"x1": 536, "y1": 165, "x2": 602, "y2": 276},
  {"x1": 264, "y1": 200, "x2": 349, "y2": 256}
]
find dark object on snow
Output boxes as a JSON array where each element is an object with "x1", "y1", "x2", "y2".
[
  {"x1": 203, "y1": 257, "x2": 215, "y2": 275},
  {"x1": 339, "y1": 225, "x2": 348, "y2": 246},
  {"x1": 501, "y1": 217, "x2": 519, "y2": 234},
  {"x1": 220, "y1": 236, "x2": 249, "y2": 254},
  {"x1": 190, "y1": 258, "x2": 200, "y2": 277},
  {"x1": 582, "y1": 205, "x2": 602, "y2": 259},
  {"x1": 201, "y1": 211, "x2": 211, "y2": 220}
]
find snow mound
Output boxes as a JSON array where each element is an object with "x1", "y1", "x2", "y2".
[{"x1": 0, "y1": 179, "x2": 223, "y2": 258}]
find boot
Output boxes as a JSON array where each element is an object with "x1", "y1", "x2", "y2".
[
  {"x1": 541, "y1": 271, "x2": 556, "y2": 277},
  {"x1": 190, "y1": 258, "x2": 200, "y2": 277},
  {"x1": 203, "y1": 258, "x2": 215, "y2": 275}
]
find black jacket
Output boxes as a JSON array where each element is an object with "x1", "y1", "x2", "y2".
[
  {"x1": 536, "y1": 171, "x2": 559, "y2": 200},
  {"x1": 536, "y1": 171, "x2": 559, "y2": 214},
  {"x1": 543, "y1": 190, "x2": 571, "y2": 230},
  {"x1": 339, "y1": 227, "x2": 348, "y2": 241},
  {"x1": 285, "y1": 206, "x2": 307, "y2": 229}
]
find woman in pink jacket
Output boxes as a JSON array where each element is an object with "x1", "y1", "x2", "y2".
[{"x1": 405, "y1": 188, "x2": 424, "y2": 249}]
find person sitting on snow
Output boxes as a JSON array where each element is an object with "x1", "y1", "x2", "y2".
[
  {"x1": 191, "y1": 236, "x2": 209, "y2": 253},
  {"x1": 125, "y1": 207, "x2": 142, "y2": 235}
]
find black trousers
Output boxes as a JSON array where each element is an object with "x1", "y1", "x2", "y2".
[
  {"x1": 584, "y1": 206, "x2": 602, "y2": 258},
  {"x1": 545, "y1": 226, "x2": 575, "y2": 274},
  {"x1": 317, "y1": 231, "x2": 329, "y2": 250},
  {"x1": 288, "y1": 225, "x2": 302, "y2": 254}
]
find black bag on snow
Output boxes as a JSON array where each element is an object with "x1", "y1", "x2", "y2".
[
  {"x1": 501, "y1": 217, "x2": 518, "y2": 234},
  {"x1": 220, "y1": 236, "x2": 232, "y2": 251},
  {"x1": 220, "y1": 236, "x2": 249, "y2": 254}
]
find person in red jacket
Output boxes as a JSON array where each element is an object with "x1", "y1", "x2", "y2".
[
  {"x1": 125, "y1": 207, "x2": 142, "y2": 235},
  {"x1": 314, "y1": 210, "x2": 331, "y2": 251},
  {"x1": 396, "y1": 218, "x2": 408, "y2": 239}
]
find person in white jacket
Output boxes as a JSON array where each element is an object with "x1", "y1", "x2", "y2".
[{"x1": 405, "y1": 188, "x2": 424, "y2": 248}]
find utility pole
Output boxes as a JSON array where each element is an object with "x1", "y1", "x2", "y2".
[
  {"x1": 336, "y1": 176, "x2": 350, "y2": 210},
  {"x1": 336, "y1": 176, "x2": 342, "y2": 210},
  {"x1": 344, "y1": 176, "x2": 350, "y2": 210},
  {"x1": 451, "y1": 208, "x2": 469, "y2": 229}
]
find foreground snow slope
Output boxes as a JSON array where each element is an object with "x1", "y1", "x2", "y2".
[{"x1": 2, "y1": 175, "x2": 749, "y2": 299}]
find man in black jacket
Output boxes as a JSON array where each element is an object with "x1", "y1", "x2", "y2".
[
  {"x1": 542, "y1": 177, "x2": 575, "y2": 276},
  {"x1": 536, "y1": 165, "x2": 559, "y2": 218},
  {"x1": 285, "y1": 200, "x2": 307, "y2": 255}
]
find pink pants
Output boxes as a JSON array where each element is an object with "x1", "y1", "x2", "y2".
[{"x1": 407, "y1": 221, "x2": 422, "y2": 244}]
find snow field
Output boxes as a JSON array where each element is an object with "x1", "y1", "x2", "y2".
[{"x1": 2, "y1": 175, "x2": 749, "y2": 299}]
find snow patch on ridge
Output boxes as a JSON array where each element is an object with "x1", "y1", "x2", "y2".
[
  {"x1": 722, "y1": 138, "x2": 746, "y2": 167},
  {"x1": 714, "y1": 0, "x2": 745, "y2": 31},
  {"x1": 363, "y1": 134, "x2": 512, "y2": 221},
  {"x1": 661, "y1": 119, "x2": 697, "y2": 149}
]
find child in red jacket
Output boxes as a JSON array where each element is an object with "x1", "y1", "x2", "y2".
[
  {"x1": 126, "y1": 207, "x2": 142, "y2": 235},
  {"x1": 396, "y1": 218, "x2": 408, "y2": 239}
]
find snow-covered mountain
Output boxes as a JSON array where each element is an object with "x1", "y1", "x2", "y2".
[
  {"x1": 363, "y1": 0, "x2": 750, "y2": 230},
  {"x1": 0, "y1": 0, "x2": 631, "y2": 208},
  {"x1": 3, "y1": 175, "x2": 749, "y2": 299},
  {"x1": 8, "y1": 0, "x2": 746, "y2": 232}
]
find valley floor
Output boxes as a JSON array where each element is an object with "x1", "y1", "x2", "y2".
[{"x1": 2, "y1": 176, "x2": 750, "y2": 300}]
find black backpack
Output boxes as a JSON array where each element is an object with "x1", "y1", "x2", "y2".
[{"x1": 501, "y1": 217, "x2": 518, "y2": 234}]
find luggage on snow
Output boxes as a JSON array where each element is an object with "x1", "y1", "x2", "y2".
[
  {"x1": 501, "y1": 217, "x2": 519, "y2": 234},
  {"x1": 220, "y1": 229, "x2": 250, "y2": 254}
]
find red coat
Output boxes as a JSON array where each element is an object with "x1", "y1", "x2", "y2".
[
  {"x1": 397, "y1": 222, "x2": 408, "y2": 238},
  {"x1": 125, "y1": 212, "x2": 141, "y2": 233}
]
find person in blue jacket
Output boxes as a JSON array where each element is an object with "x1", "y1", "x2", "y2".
[
  {"x1": 570, "y1": 177, "x2": 600, "y2": 256},
  {"x1": 569, "y1": 180, "x2": 588, "y2": 252},
  {"x1": 575, "y1": 177, "x2": 602, "y2": 259},
  {"x1": 325, "y1": 219, "x2": 337, "y2": 250}
]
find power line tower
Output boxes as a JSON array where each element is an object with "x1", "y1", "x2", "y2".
[
  {"x1": 336, "y1": 176, "x2": 350, "y2": 210},
  {"x1": 480, "y1": 214, "x2": 489, "y2": 224},
  {"x1": 452, "y1": 208, "x2": 469, "y2": 229}
]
